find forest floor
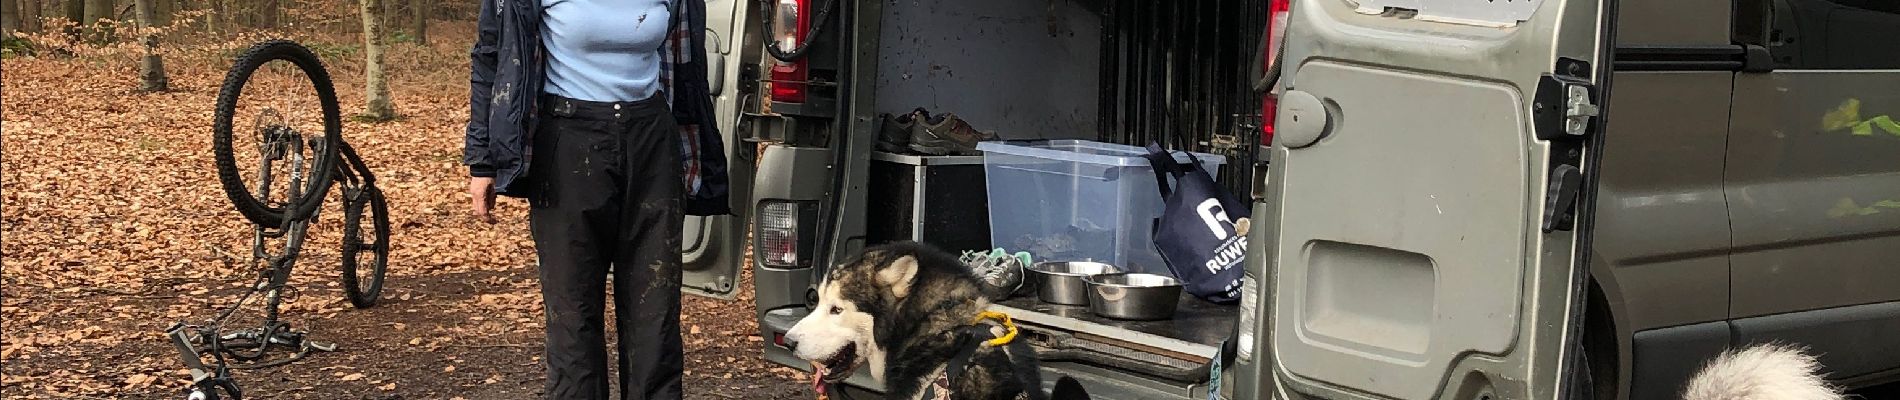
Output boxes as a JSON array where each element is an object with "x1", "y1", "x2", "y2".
[{"x1": 1, "y1": 22, "x2": 812, "y2": 399}]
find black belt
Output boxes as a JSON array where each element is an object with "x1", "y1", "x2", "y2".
[{"x1": 540, "y1": 93, "x2": 667, "y2": 122}]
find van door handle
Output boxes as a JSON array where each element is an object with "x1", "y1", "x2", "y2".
[
  {"x1": 708, "y1": 52, "x2": 726, "y2": 95},
  {"x1": 1541, "y1": 164, "x2": 1583, "y2": 232}
]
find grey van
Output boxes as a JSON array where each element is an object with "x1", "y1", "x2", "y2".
[{"x1": 678, "y1": 0, "x2": 1900, "y2": 398}]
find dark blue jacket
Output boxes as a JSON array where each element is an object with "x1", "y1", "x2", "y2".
[{"x1": 465, "y1": 0, "x2": 731, "y2": 216}]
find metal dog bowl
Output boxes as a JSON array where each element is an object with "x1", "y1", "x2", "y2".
[
  {"x1": 1083, "y1": 273, "x2": 1183, "y2": 321},
  {"x1": 1027, "y1": 261, "x2": 1122, "y2": 305}
]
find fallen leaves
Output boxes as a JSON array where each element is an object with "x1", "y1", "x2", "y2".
[
  {"x1": 123, "y1": 373, "x2": 160, "y2": 388},
  {"x1": 0, "y1": 14, "x2": 800, "y2": 400}
]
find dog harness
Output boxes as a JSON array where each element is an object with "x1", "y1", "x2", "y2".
[{"x1": 915, "y1": 311, "x2": 1030, "y2": 400}]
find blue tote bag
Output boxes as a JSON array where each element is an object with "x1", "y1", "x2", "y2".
[{"x1": 1143, "y1": 143, "x2": 1248, "y2": 304}]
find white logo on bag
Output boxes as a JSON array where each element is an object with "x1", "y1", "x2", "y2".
[
  {"x1": 1205, "y1": 237, "x2": 1247, "y2": 274},
  {"x1": 1197, "y1": 198, "x2": 1234, "y2": 240},
  {"x1": 1192, "y1": 199, "x2": 1248, "y2": 276}
]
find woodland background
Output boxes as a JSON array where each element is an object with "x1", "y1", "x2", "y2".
[{"x1": 1, "y1": 1, "x2": 806, "y2": 398}]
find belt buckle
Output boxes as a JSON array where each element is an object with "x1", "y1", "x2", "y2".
[{"x1": 553, "y1": 99, "x2": 576, "y2": 117}]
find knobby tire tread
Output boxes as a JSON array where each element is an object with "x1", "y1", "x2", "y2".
[
  {"x1": 212, "y1": 39, "x2": 343, "y2": 228},
  {"x1": 340, "y1": 186, "x2": 389, "y2": 308}
]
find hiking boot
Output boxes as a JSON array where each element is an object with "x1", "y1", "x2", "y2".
[
  {"x1": 877, "y1": 108, "x2": 927, "y2": 154},
  {"x1": 910, "y1": 112, "x2": 996, "y2": 156}
]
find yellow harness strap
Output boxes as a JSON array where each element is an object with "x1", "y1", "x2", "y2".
[{"x1": 970, "y1": 311, "x2": 1019, "y2": 347}]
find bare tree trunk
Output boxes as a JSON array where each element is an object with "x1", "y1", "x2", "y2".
[
  {"x1": 409, "y1": 0, "x2": 425, "y2": 45},
  {"x1": 230, "y1": 0, "x2": 244, "y2": 27},
  {"x1": 152, "y1": 0, "x2": 166, "y2": 25},
  {"x1": 82, "y1": 0, "x2": 110, "y2": 24},
  {"x1": 64, "y1": 0, "x2": 81, "y2": 21},
  {"x1": 205, "y1": 0, "x2": 220, "y2": 33},
  {"x1": 3, "y1": 0, "x2": 22, "y2": 38},
  {"x1": 256, "y1": 0, "x2": 274, "y2": 28},
  {"x1": 22, "y1": 0, "x2": 42, "y2": 33},
  {"x1": 135, "y1": 0, "x2": 166, "y2": 91},
  {"x1": 359, "y1": 0, "x2": 394, "y2": 120}
]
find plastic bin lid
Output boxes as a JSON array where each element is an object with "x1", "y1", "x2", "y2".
[{"x1": 976, "y1": 140, "x2": 1227, "y2": 167}]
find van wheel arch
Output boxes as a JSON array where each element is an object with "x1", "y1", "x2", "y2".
[{"x1": 1582, "y1": 276, "x2": 1630, "y2": 400}]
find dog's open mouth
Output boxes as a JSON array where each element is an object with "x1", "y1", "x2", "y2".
[{"x1": 809, "y1": 342, "x2": 860, "y2": 394}]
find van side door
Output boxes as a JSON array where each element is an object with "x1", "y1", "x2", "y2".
[{"x1": 1722, "y1": 0, "x2": 1900, "y2": 381}]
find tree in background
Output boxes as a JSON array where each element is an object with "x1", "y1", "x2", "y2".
[
  {"x1": 205, "y1": 0, "x2": 222, "y2": 33},
  {"x1": 409, "y1": 0, "x2": 425, "y2": 45},
  {"x1": 21, "y1": 0, "x2": 43, "y2": 33},
  {"x1": 83, "y1": 0, "x2": 111, "y2": 24},
  {"x1": 3, "y1": 0, "x2": 20, "y2": 38},
  {"x1": 134, "y1": 0, "x2": 167, "y2": 91},
  {"x1": 257, "y1": 0, "x2": 277, "y2": 28},
  {"x1": 358, "y1": 0, "x2": 394, "y2": 120},
  {"x1": 65, "y1": 0, "x2": 84, "y2": 25}
]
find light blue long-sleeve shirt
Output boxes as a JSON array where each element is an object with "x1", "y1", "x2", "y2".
[{"x1": 540, "y1": 0, "x2": 671, "y2": 102}]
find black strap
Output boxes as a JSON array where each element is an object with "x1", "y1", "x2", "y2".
[
  {"x1": 1143, "y1": 141, "x2": 1186, "y2": 198},
  {"x1": 944, "y1": 325, "x2": 995, "y2": 384},
  {"x1": 1002, "y1": 342, "x2": 1049, "y2": 400}
]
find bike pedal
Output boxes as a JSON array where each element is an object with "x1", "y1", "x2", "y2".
[{"x1": 305, "y1": 341, "x2": 337, "y2": 352}]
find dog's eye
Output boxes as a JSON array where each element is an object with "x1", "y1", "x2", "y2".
[{"x1": 829, "y1": 306, "x2": 843, "y2": 315}]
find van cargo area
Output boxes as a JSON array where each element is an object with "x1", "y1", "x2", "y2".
[{"x1": 860, "y1": 0, "x2": 1267, "y2": 396}]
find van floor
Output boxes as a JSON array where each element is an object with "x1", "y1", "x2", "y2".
[{"x1": 991, "y1": 293, "x2": 1237, "y2": 358}]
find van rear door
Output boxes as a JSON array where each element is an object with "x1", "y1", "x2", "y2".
[
  {"x1": 1258, "y1": 0, "x2": 1608, "y2": 398},
  {"x1": 681, "y1": 0, "x2": 758, "y2": 298}
]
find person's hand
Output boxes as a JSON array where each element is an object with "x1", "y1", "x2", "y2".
[{"x1": 469, "y1": 176, "x2": 498, "y2": 224}]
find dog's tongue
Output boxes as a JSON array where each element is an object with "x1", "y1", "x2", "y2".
[{"x1": 811, "y1": 362, "x2": 828, "y2": 395}]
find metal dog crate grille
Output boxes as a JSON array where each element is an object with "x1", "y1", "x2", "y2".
[{"x1": 1096, "y1": 0, "x2": 1269, "y2": 198}]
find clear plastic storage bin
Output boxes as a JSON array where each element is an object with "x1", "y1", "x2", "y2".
[{"x1": 977, "y1": 140, "x2": 1227, "y2": 276}]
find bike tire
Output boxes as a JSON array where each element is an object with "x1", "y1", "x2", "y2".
[
  {"x1": 193, "y1": 379, "x2": 242, "y2": 400},
  {"x1": 340, "y1": 186, "x2": 389, "y2": 308},
  {"x1": 212, "y1": 39, "x2": 343, "y2": 228}
]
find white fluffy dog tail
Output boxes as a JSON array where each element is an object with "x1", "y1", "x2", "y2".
[{"x1": 1681, "y1": 343, "x2": 1843, "y2": 400}]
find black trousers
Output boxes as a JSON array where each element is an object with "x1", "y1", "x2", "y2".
[{"x1": 528, "y1": 94, "x2": 684, "y2": 400}]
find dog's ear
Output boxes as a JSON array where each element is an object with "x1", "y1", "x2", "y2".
[{"x1": 876, "y1": 255, "x2": 920, "y2": 298}]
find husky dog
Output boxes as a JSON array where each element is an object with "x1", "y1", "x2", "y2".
[
  {"x1": 1682, "y1": 343, "x2": 1844, "y2": 400},
  {"x1": 784, "y1": 241, "x2": 1090, "y2": 400}
]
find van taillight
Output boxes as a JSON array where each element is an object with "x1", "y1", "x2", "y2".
[
  {"x1": 769, "y1": 0, "x2": 812, "y2": 103},
  {"x1": 1260, "y1": 0, "x2": 1291, "y2": 146},
  {"x1": 757, "y1": 200, "x2": 817, "y2": 268}
]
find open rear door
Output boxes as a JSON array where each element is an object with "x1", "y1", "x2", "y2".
[
  {"x1": 681, "y1": 0, "x2": 759, "y2": 299},
  {"x1": 1260, "y1": 0, "x2": 1609, "y2": 398}
]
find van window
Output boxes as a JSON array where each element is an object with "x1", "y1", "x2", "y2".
[{"x1": 1767, "y1": 0, "x2": 1900, "y2": 69}]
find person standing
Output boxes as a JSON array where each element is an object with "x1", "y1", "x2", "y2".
[{"x1": 463, "y1": 0, "x2": 732, "y2": 398}]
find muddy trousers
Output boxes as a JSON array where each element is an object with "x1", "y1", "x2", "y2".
[{"x1": 528, "y1": 94, "x2": 685, "y2": 400}]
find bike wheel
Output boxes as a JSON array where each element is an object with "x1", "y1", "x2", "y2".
[
  {"x1": 192, "y1": 378, "x2": 242, "y2": 400},
  {"x1": 212, "y1": 39, "x2": 343, "y2": 228},
  {"x1": 340, "y1": 185, "x2": 389, "y2": 308}
]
